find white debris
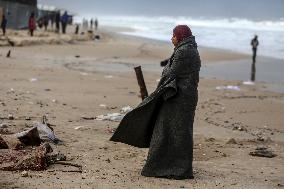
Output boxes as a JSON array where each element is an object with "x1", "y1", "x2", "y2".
[
  {"x1": 80, "y1": 72, "x2": 88, "y2": 76},
  {"x1": 120, "y1": 106, "x2": 133, "y2": 114},
  {"x1": 74, "y1": 126, "x2": 84, "y2": 130},
  {"x1": 216, "y1": 85, "x2": 241, "y2": 91},
  {"x1": 29, "y1": 78, "x2": 38, "y2": 82},
  {"x1": 243, "y1": 81, "x2": 255, "y2": 85},
  {"x1": 104, "y1": 75, "x2": 113, "y2": 79},
  {"x1": 95, "y1": 113, "x2": 124, "y2": 122},
  {"x1": 52, "y1": 99, "x2": 57, "y2": 103},
  {"x1": 156, "y1": 79, "x2": 161, "y2": 82},
  {"x1": 99, "y1": 104, "x2": 107, "y2": 108}
]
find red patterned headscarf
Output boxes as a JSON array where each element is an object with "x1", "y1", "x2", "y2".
[{"x1": 173, "y1": 25, "x2": 192, "y2": 43}]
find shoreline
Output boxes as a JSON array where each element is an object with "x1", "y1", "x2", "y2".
[{"x1": 1, "y1": 27, "x2": 284, "y2": 94}]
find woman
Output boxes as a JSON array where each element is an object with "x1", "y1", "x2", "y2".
[
  {"x1": 28, "y1": 12, "x2": 36, "y2": 37},
  {"x1": 111, "y1": 25, "x2": 201, "y2": 179}
]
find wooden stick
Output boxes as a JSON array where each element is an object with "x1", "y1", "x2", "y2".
[
  {"x1": 54, "y1": 161, "x2": 82, "y2": 172},
  {"x1": 134, "y1": 66, "x2": 148, "y2": 100}
]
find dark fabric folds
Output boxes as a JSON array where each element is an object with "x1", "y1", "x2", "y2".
[{"x1": 110, "y1": 36, "x2": 201, "y2": 179}]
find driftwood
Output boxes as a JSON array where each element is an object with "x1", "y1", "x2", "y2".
[
  {"x1": 54, "y1": 161, "x2": 83, "y2": 173},
  {"x1": 134, "y1": 66, "x2": 148, "y2": 100}
]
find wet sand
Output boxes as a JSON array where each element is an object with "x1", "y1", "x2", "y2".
[{"x1": 0, "y1": 27, "x2": 283, "y2": 189}]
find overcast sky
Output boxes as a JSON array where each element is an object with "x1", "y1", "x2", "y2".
[{"x1": 38, "y1": 0, "x2": 284, "y2": 20}]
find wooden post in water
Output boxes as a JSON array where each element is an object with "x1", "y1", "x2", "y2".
[{"x1": 134, "y1": 66, "x2": 148, "y2": 100}]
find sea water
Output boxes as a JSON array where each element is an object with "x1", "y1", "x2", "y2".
[{"x1": 77, "y1": 15, "x2": 284, "y2": 60}]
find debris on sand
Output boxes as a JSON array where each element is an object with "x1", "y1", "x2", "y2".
[
  {"x1": 15, "y1": 116, "x2": 61, "y2": 145},
  {"x1": 0, "y1": 143, "x2": 52, "y2": 171},
  {"x1": 216, "y1": 85, "x2": 241, "y2": 91},
  {"x1": 243, "y1": 81, "x2": 255, "y2": 85},
  {"x1": 0, "y1": 136, "x2": 9, "y2": 149},
  {"x1": 104, "y1": 75, "x2": 113, "y2": 79},
  {"x1": 0, "y1": 135, "x2": 77, "y2": 172},
  {"x1": 29, "y1": 78, "x2": 38, "y2": 82},
  {"x1": 205, "y1": 137, "x2": 216, "y2": 142},
  {"x1": 81, "y1": 116, "x2": 95, "y2": 120},
  {"x1": 15, "y1": 127, "x2": 41, "y2": 146},
  {"x1": 232, "y1": 125, "x2": 247, "y2": 132},
  {"x1": 8, "y1": 114, "x2": 14, "y2": 120},
  {"x1": 21, "y1": 171, "x2": 29, "y2": 177},
  {"x1": 120, "y1": 106, "x2": 133, "y2": 114},
  {"x1": 226, "y1": 138, "x2": 237, "y2": 145},
  {"x1": 95, "y1": 113, "x2": 124, "y2": 122},
  {"x1": 95, "y1": 106, "x2": 133, "y2": 122},
  {"x1": 249, "y1": 146, "x2": 277, "y2": 158},
  {"x1": 105, "y1": 128, "x2": 116, "y2": 134}
]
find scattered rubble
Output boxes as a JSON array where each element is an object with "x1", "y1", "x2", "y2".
[{"x1": 249, "y1": 146, "x2": 277, "y2": 158}]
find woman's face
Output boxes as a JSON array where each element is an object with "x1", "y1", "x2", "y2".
[{"x1": 172, "y1": 35, "x2": 178, "y2": 47}]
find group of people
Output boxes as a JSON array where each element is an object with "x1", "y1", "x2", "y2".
[
  {"x1": 37, "y1": 11, "x2": 69, "y2": 34},
  {"x1": 80, "y1": 18, "x2": 98, "y2": 32},
  {"x1": 0, "y1": 11, "x2": 71, "y2": 37}
]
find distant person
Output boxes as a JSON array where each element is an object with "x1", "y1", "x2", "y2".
[
  {"x1": 75, "y1": 24, "x2": 79, "y2": 34},
  {"x1": 55, "y1": 11, "x2": 60, "y2": 33},
  {"x1": 43, "y1": 16, "x2": 49, "y2": 31},
  {"x1": 28, "y1": 12, "x2": 36, "y2": 37},
  {"x1": 61, "y1": 11, "x2": 68, "y2": 34},
  {"x1": 251, "y1": 35, "x2": 259, "y2": 63},
  {"x1": 110, "y1": 25, "x2": 201, "y2": 180},
  {"x1": 95, "y1": 18, "x2": 98, "y2": 30},
  {"x1": 37, "y1": 19, "x2": 43, "y2": 29},
  {"x1": 90, "y1": 19, "x2": 93, "y2": 30},
  {"x1": 1, "y1": 14, "x2": 7, "y2": 36},
  {"x1": 250, "y1": 35, "x2": 259, "y2": 81}
]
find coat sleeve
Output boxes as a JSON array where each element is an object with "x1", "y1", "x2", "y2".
[{"x1": 168, "y1": 48, "x2": 186, "y2": 77}]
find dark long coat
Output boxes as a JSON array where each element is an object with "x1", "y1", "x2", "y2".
[{"x1": 110, "y1": 36, "x2": 201, "y2": 179}]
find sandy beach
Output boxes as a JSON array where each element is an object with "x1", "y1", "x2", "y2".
[{"x1": 0, "y1": 27, "x2": 283, "y2": 189}]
